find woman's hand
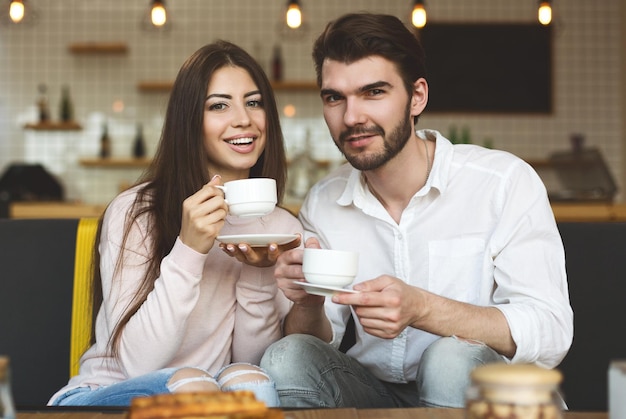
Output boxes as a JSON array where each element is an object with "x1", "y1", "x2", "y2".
[
  {"x1": 220, "y1": 234, "x2": 302, "y2": 267},
  {"x1": 179, "y1": 175, "x2": 228, "y2": 254}
]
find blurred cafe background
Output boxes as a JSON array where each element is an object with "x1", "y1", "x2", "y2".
[{"x1": 0, "y1": 0, "x2": 623, "y2": 218}]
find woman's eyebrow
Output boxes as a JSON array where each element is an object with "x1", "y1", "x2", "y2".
[
  {"x1": 206, "y1": 90, "x2": 261, "y2": 101},
  {"x1": 206, "y1": 93, "x2": 231, "y2": 100}
]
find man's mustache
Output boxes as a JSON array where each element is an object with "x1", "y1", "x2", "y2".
[{"x1": 339, "y1": 126, "x2": 385, "y2": 143}]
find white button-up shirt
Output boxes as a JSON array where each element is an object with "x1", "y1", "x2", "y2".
[{"x1": 298, "y1": 129, "x2": 573, "y2": 383}]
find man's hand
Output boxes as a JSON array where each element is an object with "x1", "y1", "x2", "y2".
[
  {"x1": 274, "y1": 237, "x2": 325, "y2": 305},
  {"x1": 331, "y1": 275, "x2": 421, "y2": 339},
  {"x1": 277, "y1": 237, "x2": 333, "y2": 340}
]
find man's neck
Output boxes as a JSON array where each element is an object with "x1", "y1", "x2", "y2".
[{"x1": 362, "y1": 136, "x2": 432, "y2": 223}]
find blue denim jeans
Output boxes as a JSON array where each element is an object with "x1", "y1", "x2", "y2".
[
  {"x1": 51, "y1": 366, "x2": 280, "y2": 407},
  {"x1": 259, "y1": 334, "x2": 503, "y2": 408}
]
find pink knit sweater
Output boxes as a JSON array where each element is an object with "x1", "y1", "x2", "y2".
[{"x1": 49, "y1": 184, "x2": 302, "y2": 403}]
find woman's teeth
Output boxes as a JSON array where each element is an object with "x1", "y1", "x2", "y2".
[{"x1": 227, "y1": 137, "x2": 254, "y2": 145}]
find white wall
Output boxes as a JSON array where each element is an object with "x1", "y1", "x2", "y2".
[{"x1": 0, "y1": 0, "x2": 622, "y2": 204}]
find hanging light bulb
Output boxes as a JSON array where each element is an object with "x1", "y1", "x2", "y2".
[
  {"x1": 9, "y1": 0, "x2": 24, "y2": 23},
  {"x1": 141, "y1": 0, "x2": 171, "y2": 32},
  {"x1": 538, "y1": 0, "x2": 552, "y2": 26},
  {"x1": 151, "y1": 0, "x2": 167, "y2": 27},
  {"x1": 286, "y1": 0, "x2": 302, "y2": 29},
  {"x1": 411, "y1": 0, "x2": 427, "y2": 29},
  {"x1": 1, "y1": 0, "x2": 36, "y2": 27},
  {"x1": 276, "y1": 0, "x2": 307, "y2": 40}
]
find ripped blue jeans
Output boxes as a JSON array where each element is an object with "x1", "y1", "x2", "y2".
[
  {"x1": 50, "y1": 363, "x2": 280, "y2": 407},
  {"x1": 260, "y1": 334, "x2": 503, "y2": 408}
]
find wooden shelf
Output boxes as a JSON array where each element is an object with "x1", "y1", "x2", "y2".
[
  {"x1": 138, "y1": 80, "x2": 318, "y2": 92},
  {"x1": 137, "y1": 81, "x2": 174, "y2": 92},
  {"x1": 79, "y1": 158, "x2": 151, "y2": 168},
  {"x1": 24, "y1": 121, "x2": 82, "y2": 131},
  {"x1": 68, "y1": 42, "x2": 128, "y2": 54},
  {"x1": 272, "y1": 81, "x2": 318, "y2": 91},
  {"x1": 525, "y1": 159, "x2": 551, "y2": 169},
  {"x1": 287, "y1": 159, "x2": 333, "y2": 168}
]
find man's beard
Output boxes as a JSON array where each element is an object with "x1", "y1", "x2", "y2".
[{"x1": 335, "y1": 103, "x2": 412, "y2": 171}]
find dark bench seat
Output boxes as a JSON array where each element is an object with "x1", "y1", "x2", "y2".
[{"x1": 0, "y1": 219, "x2": 625, "y2": 411}]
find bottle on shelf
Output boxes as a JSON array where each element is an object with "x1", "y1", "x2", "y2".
[
  {"x1": 36, "y1": 83, "x2": 50, "y2": 124},
  {"x1": 570, "y1": 133, "x2": 585, "y2": 153},
  {"x1": 99, "y1": 122, "x2": 112, "y2": 159},
  {"x1": 461, "y1": 126, "x2": 472, "y2": 144},
  {"x1": 132, "y1": 123, "x2": 146, "y2": 158},
  {"x1": 447, "y1": 125, "x2": 458, "y2": 144},
  {"x1": 252, "y1": 42, "x2": 265, "y2": 74},
  {"x1": 0, "y1": 356, "x2": 16, "y2": 419},
  {"x1": 287, "y1": 128, "x2": 319, "y2": 200},
  {"x1": 271, "y1": 44, "x2": 283, "y2": 82},
  {"x1": 59, "y1": 85, "x2": 74, "y2": 123}
]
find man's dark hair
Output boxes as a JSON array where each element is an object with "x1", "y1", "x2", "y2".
[{"x1": 312, "y1": 12, "x2": 427, "y2": 96}]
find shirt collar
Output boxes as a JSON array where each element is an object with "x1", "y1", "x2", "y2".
[
  {"x1": 419, "y1": 128, "x2": 453, "y2": 195},
  {"x1": 337, "y1": 167, "x2": 366, "y2": 207},
  {"x1": 335, "y1": 129, "x2": 455, "y2": 208}
]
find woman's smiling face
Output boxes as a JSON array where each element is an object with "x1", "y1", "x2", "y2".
[{"x1": 203, "y1": 65, "x2": 267, "y2": 181}]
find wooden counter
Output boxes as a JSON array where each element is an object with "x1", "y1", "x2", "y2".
[
  {"x1": 551, "y1": 202, "x2": 626, "y2": 222},
  {"x1": 9, "y1": 201, "x2": 626, "y2": 222},
  {"x1": 10, "y1": 202, "x2": 106, "y2": 219},
  {"x1": 16, "y1": 408, "x2": 607, "y2": 419}
]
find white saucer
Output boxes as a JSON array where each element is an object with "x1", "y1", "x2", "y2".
[
  {"x1": 216, "y1": 234, "x2": 298, "y2": 247},
  {"x1": 293, "y1": 281, "x2": 359, "y2": 298}
]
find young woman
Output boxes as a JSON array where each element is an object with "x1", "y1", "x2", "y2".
[{"x1": 49, "y1": 40, "x2": 302, "y2": 407}]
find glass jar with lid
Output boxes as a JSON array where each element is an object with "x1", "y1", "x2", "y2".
[
  {"x1": 0, "y1": 356, "x2": 16, "y2": 419},
  {"x1": 465, "y1": 363, "x2": 563, "y2": 419}
]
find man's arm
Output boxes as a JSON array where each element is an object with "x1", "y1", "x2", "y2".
[
  {"x1": 333, "y1": 276, "x2": 516, "y2": 358},
  {"x1": 283, "y1": 301, "x2": 333, "y2": 341},
  {"x1": 274, "y1": 241, "x2": 334, "y2": 342},
  {"x1": 409, "y1": 288, "x2": 516, "y2": 357}
]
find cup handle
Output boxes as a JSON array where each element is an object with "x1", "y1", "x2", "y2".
[{"x1": 215, "y1": 185, "x2": 228, "y2": 204}]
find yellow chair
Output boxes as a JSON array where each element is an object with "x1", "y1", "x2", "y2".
[
  {"x1": 0, "y1": 217, "x2": 99, "y2": 407},
  {"x1": 69, "y1": 217, "x2": 99, "y2": 377}
]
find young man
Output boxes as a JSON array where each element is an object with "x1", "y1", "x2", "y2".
[{"x1": 260, "y1": 13, "x2": 573, "y2": 408}]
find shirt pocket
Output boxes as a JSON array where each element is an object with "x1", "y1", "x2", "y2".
[{"x1": 428, "y1": 238, "x2": 485, "y2": 304}]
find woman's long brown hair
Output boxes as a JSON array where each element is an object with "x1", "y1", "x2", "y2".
[{"x1": 90, "y1": 40, "x2": 288, "y2": 358}]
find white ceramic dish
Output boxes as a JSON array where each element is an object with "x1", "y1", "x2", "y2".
[
  {"x1": 216, "y1": 234, "x2": 298, "y2": 247},
  {"x1": 293, "y1": 281, "x2": 360, "y2": 298}
]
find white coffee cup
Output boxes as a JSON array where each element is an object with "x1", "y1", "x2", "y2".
[
  {"x1": 302, "y1": 248, "x2": 359, "y2": 288},
  {"x1": 217, "y1": 178, "x2": 277, "y2": 217}
]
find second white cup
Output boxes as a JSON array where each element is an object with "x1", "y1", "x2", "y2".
[
  {"x1": 302, "y1": 248, "x2": 359, "y2": 288},
  {"x1": 217, "y1": 178, "x2": 277, "y2": 217}
]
